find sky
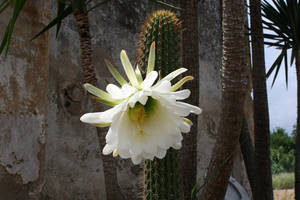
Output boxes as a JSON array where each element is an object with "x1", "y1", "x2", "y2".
[
  {"x1": 262, "y1": 0, "x2": 297, "y2": 134},
  {"x1": 265, "y1": 47, "x2": 297, "y2": 134}
]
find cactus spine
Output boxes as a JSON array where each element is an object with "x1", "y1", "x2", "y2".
[{"x1": 138, "y1": 10, "x2": 182, "y2": 200}]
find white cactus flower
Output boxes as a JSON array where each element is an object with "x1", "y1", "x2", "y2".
[{"x1": 80, "y1": 42, "x2": 202, "y2": 164}]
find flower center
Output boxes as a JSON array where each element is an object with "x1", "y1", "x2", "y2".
[
  {"x1": 128, "y1": 103, "x2": 147, "y2": 124},
  {"x1": 128, "y1": 97, "x2": 157, "y2": 135}
]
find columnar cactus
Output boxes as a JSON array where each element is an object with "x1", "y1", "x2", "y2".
[{"x1": 138, "y1": 10, "x2": 182, "y2": 200}]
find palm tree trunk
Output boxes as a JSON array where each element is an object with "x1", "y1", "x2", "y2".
[
  {"x1": 249, "y1": 0, "x2": 273, "y2": 199},
  {"x1": 74, "y1": 11, "x2": 122, "y2": 200},
  {"x1": 239, "y1": 117, "x2": 255, "y2": 195},
  {"x1": 200, "y1": 0, "x2": 247, "y2": 199},
  {"x1": 295, "y1": 50, "x2": 300, "y2": 199},
  {"x1": 179, "y1": 0, "x2": 199, "y2": 199}
]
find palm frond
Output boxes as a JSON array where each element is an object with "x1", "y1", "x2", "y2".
[
  {"x1": 31, "y1": 4, "x2": 73, "y2": 40},
  {"x1": 0, "y1": 0, "x2": 27, "y2": 56},
  {"x1": 149, "y1": 0, "x2": 181, "y2": 10},
  {"x1": 262, "y1": 0, "x2": 300, "y2": 85}
]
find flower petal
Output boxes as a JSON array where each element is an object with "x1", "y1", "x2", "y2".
[
  {"x1": 120, "y1": 50, "x2": 139, "y2": 87},
  {"x1": 135, "y1": 65, "x2": 143, "y2": 84},
  {"x1": 156, "y1": 147, "x2": 167, "y2": 159},
  {"x1": 106, "y1": 84, "x2": 123, "y2": 99},
  {"x1": 146, "y1": 42, "x2": 155, "y2": 75},
  {"x1": 141, "y1": 71, "x2": 158, "y2": 89},
  {"x1": 105, "y1": 59, "x2": 128, "y2": 86},
  {"x1": 176, "y1": 102, "x2": 202, "y2": 115},
  {"x1": 118, "y1": 149, "x2": 131, "y2": 159},
  {"x1": 103, "y1": 144, "x2": 115, "y2": 155},
  {"x1": 171, "y1": 89, "x2": 191, "y2": 100},
  {"x1": 153, "y1": 80, "x2": 171, "y2": 92},
  {"x1": 131, "y1": 155, "x2": 143, "y2": 165},
  {"x1": 170, "y1": 76, "x2": 194, "y2": 92},
  {"x1": 121, "y1": 84, "x2": 137, "y2": 98},
  {"x1": 179, "y1": 121, "x2": 191, "y2": 133},
  {"x1": 84, "y1": 83, "x2": 115, "y2": 102},
  {"x1": 138, "y1": 91, "x2": 148, "y2": 105},
  {"x1": 172, "y1": 142, "x2": 182, "y2": 150},
  {"x1": 161, "y1": 68, "x2": 187, "y2": 82},
  {"x1": 128, "y1": 92, "x2": 139, "y2": 107},
  {"x1": 80, "y1": 104, "x2": 122, "y2": 124}
]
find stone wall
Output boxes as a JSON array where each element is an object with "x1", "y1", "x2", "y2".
[{"x1": 0, "y1": 0, "x2": 250, "y2": 199}]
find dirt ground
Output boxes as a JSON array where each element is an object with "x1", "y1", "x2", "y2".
[{"x1": 274, "y1": 189, "x2": 294, "y2": 200}]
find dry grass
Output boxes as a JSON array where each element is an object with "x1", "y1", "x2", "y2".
[
  {"x1": 273, "y1": 173, "x2": 294, "y2": 189},
  {"x1": 273, "y1": 189, "x2": 294, "y2": 200}
]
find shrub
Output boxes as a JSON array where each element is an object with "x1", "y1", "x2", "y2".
[{"x1": 272, "y1": 173, "x2": 295, "y2": 190}]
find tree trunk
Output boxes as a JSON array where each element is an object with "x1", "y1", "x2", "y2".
[
  {"x1": 74, "y1": 11, "x2": 123, "y2": 200},
  {"x1": 239, "y1": 117, "x2": 255, "y2": 195},
  {"x1": 179, "y1": 1, "x2": 199, "y2": 199},
  {"x1": 200, "y1": 0, "x2": 247, "y2": 199},
  {"x1": 249, "y1": 0, "x2": 273, "y2": 199},
  {"x1": 295, "y1": 50, "x2": 300, "y2": 199}
]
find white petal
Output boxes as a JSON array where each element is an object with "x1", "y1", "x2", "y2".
[
  {"x1": 170, "y1": 104, "x2": 191, "y2": 117},
  {"x1": 118, "y1": 149, "x2": 131, "y2": 159},
  {"x1": 146, "y1": 42, "x2": 155, "y2": 75},
  {"x1": 80, "y1": 105, "x2": 122, "y2": 124},
  {"x1": 141, "y1": 71, "x2": 158, "y2": 89},
  {"x1": 172, "y1": 142, "x2": 182, "y2": 150},
  {"x1": 105, "y1": 128, "x2": 116, "y2": 143},
  {"x1": 143, "y1": 152, "x2": 155, "y2": 160},
  {"x1": 131, "y1": 155, "x2": 143, "y2": 165},
  {"x1": 144, "y1": 139, "x2": 157, "y2": 155},
  {"x1": 176, "y1": 102, "x2": 202, "y2": 115},
  {"x1": 171, "y1": 89, "x2": 191, "y2": 100},
  {"x1": 103, "y1": 144, "x2": 115, "y2": 155},
  {"x1": 128, "y1": 93, "x2": 139, "y2": 107},
  {"x1": 106, "y1": 84, "x2": 123, "y2": 99},
  {"x1": 153, "y1": 80, "x2": 171, "y2": 92},
  {"x1": 156, "y1": 147, "x2": 167, "y2": 159},
  {"x1": 161, "y1": 68, "x2": 187, "y2": 82},
  {"x1": 120, "y1": 50, "x2": 139, "y2": 87},
  {"x1": 121, "y1": 84, "x2": 137, "y2": 98},
  {"x1": 138, "y1": 92, "x2": 148, "y2": 105},
  {"x1": 115, "y1": 112, "x2": 135, "y2": 149},
  {"x1": 180, "y1": 121, "x2": 191, "y2": 133}
]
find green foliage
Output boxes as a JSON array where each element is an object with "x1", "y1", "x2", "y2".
[
  {"x1": 270, "y1": 127, "x2": 295, "y2": 174},
  {"x1": 0, "y1": 0, "x2": 27, "y2": 56},
  {"x1": 261, "y1": 0, "x2": 300, "y2": 86},
  {"x1": 0, "y1": 0, "x2": 112, "y2": 56},
  {"x1": 272, "y1": 172, "x2": 295, "y2": 189},
  {"x1": 31, "y1": 0, "x2": 112, "y2": 40},
  {"x1": 138, "y1": 10, "x2": 181, "y2": 200}
]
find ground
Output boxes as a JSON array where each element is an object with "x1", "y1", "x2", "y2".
[{"x1": 274, "y1": 189, "x2": 294, "y2": 200}]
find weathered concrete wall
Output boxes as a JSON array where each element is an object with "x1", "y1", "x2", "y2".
[
  {"x1": 0, "y1": 0, "x2": 250, "y2": 199},
  {"x1": 0, "y1": 1, "x2": 50, "y2": 199}
]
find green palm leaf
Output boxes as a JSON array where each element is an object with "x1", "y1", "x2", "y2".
[
  {"x1": 0, "y1": 0, "x2": 27, "y2": 56},
  {"x1": 0, "y1": 0, "x2": 113, "y2": 56},
  {"x1": 31, "y1": 3, "x2": 73, "y2": 40},
  {"x1": 262, "y1": 0, "x2": 300, "y2": 85}
]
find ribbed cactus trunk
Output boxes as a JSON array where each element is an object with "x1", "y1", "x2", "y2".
[{"x1": 138, "y1": 10, "x2": 182, "y2": 200}]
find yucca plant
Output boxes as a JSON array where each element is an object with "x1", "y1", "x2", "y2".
[{"x1": 261, "y1": 0, "x2": 300, "y2": 198}]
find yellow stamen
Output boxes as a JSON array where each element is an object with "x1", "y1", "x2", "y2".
[
  {"x1": 128, "y1": 103, "x2": 148, "y2": 135},
  {"x1": 113, "y1": 149, "x2": 118, "y2": 157},
  {"x1": 129, "y1": 104, "x2": 147, "y2": 124}
]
